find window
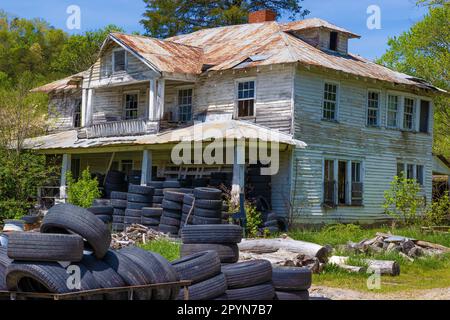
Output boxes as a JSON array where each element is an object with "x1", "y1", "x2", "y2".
[
  {"x1": 113, "y1": 50, "x2": 126, "y2": 73},
  {"x1": 338, "y1": 161, "x2": 347, "y2": 205},
  {"x1": 351, "y1": 162, "x2": 363, "y2": 206},
  {"x1": 323, "y1": 83, "x2": 338, "y2": 120},
  {"x1": 387, "y1": 95, "x2": 399, "y2": 128},
  {"x1": 178, "y1": 89, "x2": 193, "y2": 122},
  {"x1": 367, "y1": 91, "x2": 380, "y2": 126},
  {"x1": 329, "y1": 32, "x2": 338, "y2": 51},
  {"x1": 237, "y1": 81, "x2": 255, "y2": 118},
  {"x1": 419, "y1": 100, "x2": 430, "y2": 133},
  {"x1": 416, "y1": 165, "x2": 424, "y2": 186},
  {"x1": 406, "y1": 164, "x2": 414, "y2": 179},
  {"x1": 403, "y1": 98, "x2": 415, "y2": 130},
  {"x1": 124, "y1": 93, "x2": 138, "y2": 120},
  {"x1": 73, "y1": 99, "x2": 82, "y2": 128},
  {"x1": 323, "y1": 160, "x2": 335, "y2": 206},
  {"x1": 397, "y1": 162, "x2": 425, "y2": 185},
  {"x1": 397, "y1": 162, "x2": 405, "y2": 177},
  {"x1": 121, "y1": 160, "x2": 133, "y2": 176}
]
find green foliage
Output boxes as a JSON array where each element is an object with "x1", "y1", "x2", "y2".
[
  {"x1": 383, "y1": 174, "x2": 425, "y2": 225},
  {"x1": 425, "y1": 195, "x2": 450, "y2": 226},
  {"x1": 66, "y1": 168, "x2": 101, "y2": 208},
  {"x1": 245, "y1": 201, "x2": 262, "y2": 238},
  {"x1": 377, "y1": 4, "x2": 450, "y2": 158},
  {"x1": 140, "y1": 0, "x2": 309, "y2": 38},
  {"x1": 140, "y1": 239, "x2": 181, "y2": 261}
]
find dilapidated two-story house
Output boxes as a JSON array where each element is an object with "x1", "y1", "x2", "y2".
[{"x1": 26, "y1": 10, "x2": 445, "y2": 225}]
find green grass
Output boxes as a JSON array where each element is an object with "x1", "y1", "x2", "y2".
[
  {"x1": 288, "y1": 224, "x2": 450, "y2": 293},
  {"x1": 139, "y1": 239, "x2": 181, "y2": 262}
]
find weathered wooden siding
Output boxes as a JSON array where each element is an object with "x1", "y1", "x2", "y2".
[
  {"x1": 271, "y1": 147, "x2": 293, "y2": 216},
  {"x1": 292, "y1": 29, "x2": 348, "y2": 54},
  {"x1": 291, "y1": 67, "x2": 434, "y2": 224},
  {"x1": 48, "y1": 90, "x2": 82, "y2": 132}
]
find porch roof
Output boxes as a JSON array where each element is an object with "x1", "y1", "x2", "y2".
[{"x1": 24, "y1": 120, "x2": 306, "y2": 153}]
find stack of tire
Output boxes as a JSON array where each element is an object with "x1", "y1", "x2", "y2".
[
  {"x1": 172, "y1": 250, "x2": 227, "y2": 300},
  {"x1": 104, "y1": 171, "x2": 127, "y2": 198},
  {"x1": 262, "y1": 212, "x2": 280, "y2": 234},
  {"x1": 110, "y1": 191, "x2": 128, "y2": 232},
  {"x1": 141, "y1": 208, "x2": 163, "y2": 230},
  {"x1": 127, "y1": 170, "x2": 142, "y2": 186},
  {"x1": 87, "y1": 206, "x2": 114, "y2": 225},
  {"x1": 192, "y1": 187, "x2": 223, "y2": 225},
  {"x1": 147, "y1": 181, "x2": 164, "y2": 208},
  {"x1": 158, "y1": 190, "x2": 185, "y2": 236},
  {"x1": 180, "y1": 194, "x2": 195, "y2": 229},
  {"x1": 273, "y1": 267, "x2": 312, "y2": 300},
  {"x1": 0, "y1": 204, "x2": 180, "y2": 300},
  {"x1": 180, "y1": 224, "x2": 242, "y2": 263},
  {"x1": 221, "y1": 260, "x2": 275, "y2": 300},
  {"x1": 125, "y1": 185, "x2": 154, "y2": 228}
]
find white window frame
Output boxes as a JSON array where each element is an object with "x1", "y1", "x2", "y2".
[
  {"x1": 112, "y1": 48, "x2": 128, "y2": 74},
  {"x1": 123, "y1": 90, "x2": 140, "y2": 120},
  {"x1": 177, "y1": 87, "x2": 194, "y2": 122},
  {"x1": 322, "y1": 81, "x2": 340, "y2": 121},
  {"x1": 235, "y1": 78, "x2": 256, "y2": 119},
  {"x1": 367, "y1": 89, "x2": 381, "y2": 127},
  {"x1": 402, "y1": 96, "x2": 416, "y2": 131},
  {"x1": 386, "y1": 93, "x2": 401, "y2": 129},
  {"x1": 396, "y1": 161, "x2": 425, "y2": 186},
  {"x1": 418, "y1": 98, "x2": 432, "y2": 134}
]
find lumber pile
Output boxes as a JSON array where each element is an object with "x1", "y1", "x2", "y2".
[{"x1": 110, "y1": 224, "x2": 169, "y2": 249}]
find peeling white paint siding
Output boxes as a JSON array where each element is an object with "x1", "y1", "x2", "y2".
[
  {"x1": 48, "y1": 90, "x2": 82, "y2": 131},
  {"x1": 291, "y1": 68, "x2": 434, "y2": 224}
]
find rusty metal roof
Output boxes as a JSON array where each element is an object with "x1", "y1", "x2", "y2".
[
  {"x1": 31, "y1": 71, "x2": 85, "y2": 93},
  {"x1": 281, "y1": 18, "x2": 361, "y2": 38}
]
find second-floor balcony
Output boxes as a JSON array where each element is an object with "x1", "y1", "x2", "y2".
[{"x1": 77, "y1": 119, "x2": 159, "y2": 139}]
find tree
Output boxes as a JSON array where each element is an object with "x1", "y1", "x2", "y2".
[
  {"x1": 66, "y1": 168, "x2": 101, "y2": 208},
  {"x1": 140, "y1": 0, "x2": 309, "y2": 38},
  {"x1": 377, "y1": 4, "x2": 450, "y2": 158}
]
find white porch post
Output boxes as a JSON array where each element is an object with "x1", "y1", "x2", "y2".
[
  {"x1": 141, "y1": 150, "x2": 153, "y2": 186},
  {"x1": 60, "y1": 154, "x2": 72, "y2": 202},
  {"x1": 157, "y1": 79, "x2": 165, "y2": 120},
  {"x1": 148, "y1": 79, "x2": 157, "y2": 121},
  {"x1": 231, "y1": 140, "x2": 246, "y2": 206},
  {"x1": 82, "y1": 88, "x2": 93, "y2": 127}
]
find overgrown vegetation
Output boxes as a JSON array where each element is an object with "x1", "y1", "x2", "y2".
[
  {"x1": 66, "y1": 168, "x2": 101, "y2": 208},
  {"x1": 245, "y1": 202, "x2": 263, "y2": 238},
  {"x1": 140, "y1": 239, "x2": 181, "y2": 262}
]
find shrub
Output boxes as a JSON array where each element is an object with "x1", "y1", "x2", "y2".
[
  {"x1": 245, "y1": 202, "x2": 262, "y2": 238},
  {"x1": 66, "y1": 167, "x2": 101, "y2": 208},
  {"x1": 425, "y1": 195, "x2": 450, "y2": 226}
]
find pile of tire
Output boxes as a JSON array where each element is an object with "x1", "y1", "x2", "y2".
[
  {"x1": 0, "y1": 204, "x2": 180, "y2": 300},
  {"x1": 261, "y1": 212, "x2": 280, "y2": 234},
  {"x1": 180, "y1": 224, "x2": 243, "y2": 263},
  {"x1": 147, "y1": 181, "x2": 165, "y2": 208},
  {"x1": 172, "y1": 250, "x2": 227, "y2": 300},
  {"x1": 192, "y1": 187, "x2": 223, "y2": 225},
  {"x1": 124, "y1": 185, "x2": 154, "y2": 229},
  {"x1": 158, "y1": 189, "x2": 186, "y2": 236},
  {"x1": 180, "y1": 193, "x2": 195, "y2": 229},
  {"x1": 221, "y1": 260, "x2": 275, "y2": 300},
  {"x1": 87, "y1": 206, "x2": 114, "y2": 225},
  {"x1": 127, "y1": 170, "x2": 142, "y2": 186},
  {"x1": 141, "y1": 207, "x2": 163, "y2": 230},
  {"x1": 110, "y1": 191, "x2": 128, "y2": 232},
  {"x1": 104, "y1": 171, "x2": 127, "y2": 198},
  {"x1": 272, "y1": 267, "x2": 312, "y2": 300}
]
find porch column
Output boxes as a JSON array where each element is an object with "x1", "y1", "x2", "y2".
[
  {"x1": 60, "y1": 154, "x2": 72, "y2": 202},
  {"x1": 231, "y1": 140, "x2": 245, "y2": 206},
  {"x1": 157, "y1": 79, "x2": 165, "y2": 120},
  {"x1": 141, "y1": 150, "x2": 153, "y2": 186},
  {"x1": 82, "y1": 88, "x2": 93, "y2": 127},
  {"x1": 148, "y1": 79, "x2": 157, "y2": 121}
]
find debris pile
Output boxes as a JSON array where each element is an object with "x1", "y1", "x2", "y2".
[{"x1": 111, "y1": 224, "x2": 169, "y2": 250}]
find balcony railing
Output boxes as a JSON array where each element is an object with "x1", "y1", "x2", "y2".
[{"x1": 78, "y1": 119, "x2": 159, "y2": 139}]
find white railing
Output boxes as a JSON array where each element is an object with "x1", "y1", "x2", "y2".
[{"x1": 78, "y1": 119, "x2": 159, "y2": 139}]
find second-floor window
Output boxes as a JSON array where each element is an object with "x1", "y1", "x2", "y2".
[
  {"x1": 124, "y1": 93, "x2": 138, "y2": 120},
  {"x1": 237, "y1": 80, "x2": 255, "y2": 118},
  {"x1": 387, "y1": 95, "x2": 399, "y2": 128},
  {"x1": 73, "y1": 99, "x2": 82, "y2": 128},
  {"x1": 178, "y1": 89, "x2": 193, "y2": 122},
  {"x1": 367, "y1": 91, "x2": 380, "y2": 126},
  {"x1": 403, "y1": 97, "x2": 415, "y2": 130},
  {"x1": 113, "y1": 49, "x2": 126, "y2": 73},
  {"x1": 323, "y1": 83, "x2": 338, "y2": 121}
]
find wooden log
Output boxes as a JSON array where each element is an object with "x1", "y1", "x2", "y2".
[
  {"x1": 415, "y1": 240, "x2": 450, "y2": 253},
  {"x1": 238, "y1": 238, "x2": 330, "y2": 262},
  {"x1": 328, "y1": 257, "x2": 366, "y2": 273},
  {"x1": 329, "y1": 256, "x2": 400, "y2": 276}
]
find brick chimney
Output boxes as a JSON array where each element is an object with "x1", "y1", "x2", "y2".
[{"x1": 248, "y1": 9, "x2": 277, "y2": 23}]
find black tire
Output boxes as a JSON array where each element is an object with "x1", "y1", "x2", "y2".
[
  {"x1": 172, "y1": 250, "x2": 221, "y2": 284},
  {"x1": 119, "y1": 247, "x2": 179, "y2": 300},
  {"x1": 154, "y1": 189, "x2": 164, "y2": 196},
  {"x1": 181, "y1": 214, "x2": 193, "y2": 225},
  {"x1": 127, "y1": 202, "x2": 149, "y2": 210},
  {"x1": 162, "y1": 199, "x2": 182, "y2": 211},
  {"x1": 158, "y1": 224, "x2": 179, "y2": 235},
  {"x1": 0, "y1": 248, "x2": 13, "y2": 291},
  {"x1": 178, "y1": 273, "x2": 227, "y2": 300},
  {"x1": 142, "y1": 207, "x2": 163, "y2": 218},
  {"x1": 272, "y1": 267, "x2": 312, "y2": 291},
  {"x1": 192, "y1": 216, "x2": 222, "y2": 225},
  {"x1": 162, "y1": 210, "x2": 182, "y2": 219},
  {"x1": 147, "y1": 181, "x2": 164, "y2": 189},
  {"x1": 181, "y1": 243, "x2": 239, "y2": 263},
  {"x1": 96, "y1": 215, "x2": 113, "y2": 224},
  {"x1": 181, "y1": 225, "x2": 243, "y2": 244},
  {"x1": 275, "y1": 290, "x2": 309, "y2": 300},
  {"x1": 194, "y1": 207, "x2": 221, "y2": 218},
  {"x1": 87, "y1": 206, "x2": 113, "y2": 215},
  {"x1": 128, "y1": 185, "x2": 154, "y2": 195},
  {"x1": 195, "y1": 199, "x2": 223, "y2": 210},
  {"x1": 7, "y1": 232, "x2": 84, "y2": 262},
  {"x1": 160, "y1": 216, "x2": 181, "y2": 227},
  {"x1": 142, "y1": 217, "x2": 160, "y2": 226},
  {"x1": 153, "y1": 203, "x2": 162, "y2": 208},
  {"x1": 163, "y1": 191, "x2": 185, "y2": 203},
  {"x1": 41, "y1": 204, "x2": 111, "y2": 259},
  {"x1": 221, "y1": 260, "x2": 272, "y2": 289},
  {"x1": 152, "y1": 196, "x2": 164, "y2": 203},
  {"x1": 81, "y1": 254, "x2": 126, "y2": 300},
  {"x1": 183, "y1": 194, "x2": 194, "y2": 205},
  {"x1": 266, "y1": 212, "x2": 277, "y2": 221},
  {"x1": 264, "y1": 220, "x2": 278, "y2": 228},
  {"x1": 124, "y1": 216, "x2": 141, "y2": 224},
  {"x1": 113, "y1": 215, "x2": 124, "y2": 223},
  {"x1": 127, "y1": 193, "x2": 152, "y2": 203},
  {"x1": 226, "y1": 283, "x2": 275, "y2": 300},
  {"x1": 113, "y1": 208, "x2": 125, "y2": 216},
  {"x1": 111, "y1": 199, "x2": 127, "y2": 209},
  {"x1": 110, "y1": 191, "x2": 128, "y2": 200},
  {"x1": 194, "y1": 187, "x2": 222, "y2": 200},
  {"x1": 182, "y1": 204, "x2": 193, "y2": 214},
  {"x1": 103, "y1": 250, "x2": 152, "y2": 300},
  {"x1": 163, "y1": 181, "x2": 180, "y2": 188},
  {"x1": 125, "y1": 209, "x2": 142, "y2": 217},
  {"x1": 112, "y1": 223, "x2": 125, "y2": 232}
]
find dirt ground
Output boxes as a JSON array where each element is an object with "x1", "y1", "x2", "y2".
[{"x1": 310, "y1": 285, "x2": 450, "y2": 300}]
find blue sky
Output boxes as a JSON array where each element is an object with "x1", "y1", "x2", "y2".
[{"x1": 1, "y1": 0, "x2": 428, "y2": 61}]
